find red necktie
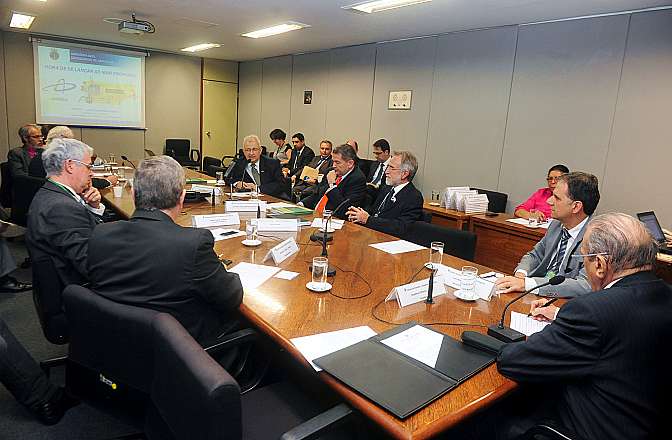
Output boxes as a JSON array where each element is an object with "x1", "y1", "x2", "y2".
[{"x1": 315, "y1": 176, "x2": 342, "y2": 214}]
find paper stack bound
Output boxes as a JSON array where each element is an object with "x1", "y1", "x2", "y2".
[
  {"x1": 463, "y1": 194, "x2": 489, "y2": 214},
  {"x1": 454, "y1": 190, "x2": 478, "y2": 211}
]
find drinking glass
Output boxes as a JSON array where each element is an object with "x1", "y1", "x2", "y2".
[
  {"x1": 116, "y1": 167, "x2": 125, "y2": 179},
  {"x1": 528, "y1": 209, "x2": 539, "y2": 227},
  {"x1": 108, "y1": 153, "x2": 116, "y2": 164},
  {"x1": 461, "y1": 266, "x2": 479, "y2": 295},
  {"x1": 312, "y1": 257, "x2": 328, "y2": 286},
  {"x1": 322, "y1": 209, "x2": 333, "y2": 231},
  {"x1": 245, "y1": 220, "x2": 258, "y2": 241},
  {"x1": 429, "y1": 241, "x2": 444, "y2": 269},
  {"x1": 216, "y1": 171, "x2": 224, "y2": 183}
]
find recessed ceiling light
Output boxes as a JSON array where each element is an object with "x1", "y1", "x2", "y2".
[
  {"x1": 241, "y1": 22, "x2": 310, "y2": 39},
  {"x1": 10, "y1": 12, "x2": 36, "y2": 29},
  {"x1": 181, "y1": 43, "x2": 221, "y2": 52},
  {"x1": 342, "y1": 0, "x2": 432, "y2": 14}
]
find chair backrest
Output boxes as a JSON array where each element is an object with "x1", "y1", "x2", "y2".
[
  {"x1": 31, "y1": 257, "x2": 68, "y2": 345},
  {"x1": 10, "y1": 175, "x2": 45, "y2": 226},
  {"x1": 165, "y1": 139, "x2": 190, "y2": 159},
  {"x1": 473, "y1": 187, "x2": 508, "y2": 213},
  {"x1": 146, "y1": 313, "x2": 242, "y2": 440},
  {"x1": 0, "y1": 162, "x2": 12, "y2": 208},
  {"x1": 63, "y1": 285, "x2": 159, "y2": 394},
  {"x1": 358, "y1": 158, "x2": 375, "y2": 179},
  {"x1": 202, "y1": 156, "x2": 223, "y2": 177},
  {"x1": 403, "y1": 221, "x2": 477, "y2": 261}
]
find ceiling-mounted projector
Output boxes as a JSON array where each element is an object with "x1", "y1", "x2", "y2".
[{"x1": 118, "y1": 20, "x2": 153, "y2": 34}]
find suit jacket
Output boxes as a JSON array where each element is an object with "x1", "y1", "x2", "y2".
[
  {"x1": 285, "y1": 145, "x2": 315, "y2": 177},
  {"x1": 225, "y1": 156, "x2": 287, "y2": 198},
  {"x1": 367, "y1": 160, "x2": 388, "y2": 186},
  {"x1": 88, "y1": 209, "x2": 243, "y2": 344},
  {"x1": 497, "y1": 271, "x2": 671, "y2": 440},
  {"x1": 26, "y1": 181, "x2": 103, "y2": 285},
  {"x1": 516, "y1": 218, "x2": 591, "y2": 297},
  {"x1": 365, "y1": 182, "x2": 424, "y2": 237},
  {"x1": 8, "y1": 146, "x2": 40, "y2": 178},
  {"x1": 302, "y1": 167, "x2": 367, "y2": 219}
]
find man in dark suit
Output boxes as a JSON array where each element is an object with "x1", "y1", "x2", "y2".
[
  {"x1": 88, "y1": 156, "x2": 243, "y2": 345},
  {"x1": 283, "y1": 132, "x2": 315, "y2": 179},
  {"x1": 366, "y1": 138, "x2": 391, "y2": 187},
  {"x1": 347, "y1": 150, "x2": 423, "y2": 237},
  {"x1": 496, "y1": 213, "x2": 671, "y2": 440},
  {"x1": 495, "y1": 172, "x2": 600, "y2": 298},
  {"x1": 226, "y1": 134, "x2": 288, "y2": 199},
  {"x1": 300, "y1": 144, "x2": 366, "y2": 218},
  {"x1": 8, "y1": 124, "x2": 44, "y2": 177},
  {"x1": 26, "y1": 138, "x2": 105, "y2": 285},
  {"x1": 291, "y1": 139, "x2": 333, "y2": 200}
]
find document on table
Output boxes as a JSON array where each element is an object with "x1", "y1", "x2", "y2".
[
  {"x1": 510, "y1": 311, "x2": 550, "y2": 336},
  {"x1": 291, "y1": 326, "x2": 377, "y2": 371},
  {"x1": 506, "y1": 218, "x2": 551, "y2": 229},
  {"x1": 209, "y1": 228, "x2": 245, "y2": 242},
  {"x1": 369, "y1": 240, "x2": 426, "y2": 255},
  {"x1": 380, "y1": 325, "x2": 444, "y2": 369},
  {"x1": 274, "y1": 270, "x2": 300, "y2": 280},
  {"x1": 310, "y1": 218, "x2": 345, "y2": 230},
  {"x1": 228, "y1": 262, "x2": 280, "y2": 290}
]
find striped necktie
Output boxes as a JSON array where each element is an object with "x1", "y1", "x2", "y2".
[{"x1": 549, "y1": 228, "x2": 571, "y2": 274}]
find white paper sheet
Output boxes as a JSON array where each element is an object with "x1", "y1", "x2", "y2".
[
  {"x1": 209, "y1": 228, "x2": 245, "y2": 242},
  {"x1": 381, "y1": 325, "x2": 444, "y2": 369},
  {"x1": 190, "y1": 184, "x2": 222, "y2": 195},
  {"x1": 228, "y1": 262, "x2": 281, "y2": 290},
  {"x1": 291, "y1": 326, "x2": 377, "y2": 371},
  {"x1": 274, "y1": 270, "x2": 300, "y2": 280},
  {"x1": 369, "y1": 240, "x2": 426, "y2": 255},
  {"x1": 510, "y1": 311, "x2": 550, "y2": 336},
  {"x1": 506, "y1": 218, "x2": 551, "y2": 229},
  {"x1": 310, "y1": 218, "x2": 345, "y2": 230}
]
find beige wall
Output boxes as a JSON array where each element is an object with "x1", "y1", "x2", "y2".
[
  {"x1": 237, "y1": 9, "x2": 672, "y2": 227},
  {"x1": 0, "y1": 31, "x2": 203, "y2": 164}
]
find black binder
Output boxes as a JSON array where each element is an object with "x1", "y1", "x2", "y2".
[{"x1": 313, "y1": 323, "x2": 496, "y2": 419}]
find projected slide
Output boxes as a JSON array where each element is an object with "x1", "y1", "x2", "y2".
[{"x1": 34, "y1": 41, "x2": 145, "y2": 128}]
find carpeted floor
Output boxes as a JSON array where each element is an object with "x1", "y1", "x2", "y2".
[{"x1": 0, "y1": 238, "x2": 139, "y2": 440}]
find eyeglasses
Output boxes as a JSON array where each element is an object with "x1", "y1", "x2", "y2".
[
  {"x1": 546, "y1": 176, "x2": 563, "y2": 183},
  {"x1": 372, "y1": 150, "x2": 384, "y2": 156},
  {"x1": 69, "y1": 159, "x2": 93, "y2": 170},
  {"x1": 243, "y1": 148, "x2": 260, "y2": 153},
  {"x1": 571, "y1": 252, "x2": 609, "y2": 258},
  {"x1": 28, "y1": 135, "x2": 43, "y2": 139}
]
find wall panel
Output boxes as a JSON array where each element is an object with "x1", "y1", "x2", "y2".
[
  {"x1": 260, "y1": 56, "x2": 292, "y2": 147},
  {"x1": 289, "y1": 51, "x2": 330, "y2": 148},
  {"x1": 237, "y1": 61, "x2": 263, "y2": 147}
]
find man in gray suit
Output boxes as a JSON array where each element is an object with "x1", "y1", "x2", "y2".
[{"x1": 495, "y1": 172, "x2": 600, "y2": 297}]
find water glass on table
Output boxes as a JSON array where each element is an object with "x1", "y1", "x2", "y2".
[
  {"x1": 428, "y1": 241, "x2": 444, "y2": 270},
  {"x1": 460, "y1": 266, "x2": 479, "y2": 298},
  {"x1": 245, "y1": 220, "x2": 258, "y2": 241},
  {"x1": 528, "y1": 209, "x2": 539, "y2": 227},
  {"x1": 312, "y1": 257, "x2": 329, "y2": 286},
  {"x1": 322, "y1": 209, "x2": 333, "y2": 231}
]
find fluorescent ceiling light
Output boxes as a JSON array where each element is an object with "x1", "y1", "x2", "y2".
[
  {"x1": 241, "y1": 22, "x2": 310, "y2": 39},
  {"x1": 343, "y1": 0, "x2": 431, "y2": 14},
  {"x1": 10, "y1": 12, "x2": 36, "y2": 29},
  {"x1": 181, "y1": 43, "x2": 221, "y2": 52}
]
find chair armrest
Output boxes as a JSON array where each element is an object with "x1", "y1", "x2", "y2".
[
  {"x1": 522, "y1": 423, "x2": 583, "y2": 440},
  {"x1": 280, "y1": 404, "x2": 353, "y2": 440},
  {"x1": 202, "y1": 328, "x2": 258, "y2": 358}
]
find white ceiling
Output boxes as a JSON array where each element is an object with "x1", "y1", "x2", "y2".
[{"x1": 1, "y1": 0, "x2": 670, "y2": 61}]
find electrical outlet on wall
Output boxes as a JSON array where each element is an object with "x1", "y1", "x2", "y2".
[{"x1": 388, "y1": 90, "x2": 412, "y2": 110}]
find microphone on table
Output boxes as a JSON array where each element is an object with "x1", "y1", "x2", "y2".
[
  {"x1": 226, "y1": 158, "x2": 249, "y2": 199},
  {"x1": 309, "y1": 198, "x2": 350, "y2": 277},
  {"x1": 425, "y1": 268, "x2": 437, "y2": 304},
  {"x1": 120, "y1": 155, "x2": 136, "y2": 170},
  {"x1": 487, "y1": 275, "x2": 565, "y2": 343}
]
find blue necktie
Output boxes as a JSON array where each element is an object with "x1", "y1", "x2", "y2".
[{"x1": 549, "y1": 228, "x2": 570, "y2": 274}]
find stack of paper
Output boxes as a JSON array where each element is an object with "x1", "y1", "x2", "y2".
[
  {"x1": 463, "y1": 194, "x2": 489, "y2": 214},
  {"x1": 510, "y1": 311, "x2": 550, "y2": 336},
  {"x1": 454, "y1": 190, "x2": 478, "y2": 212},
  {"x1": 291, "y1": 326, "x2": 377, "y2": 371},
  {"x1": 441, "y1": 187, "x2": 470, "y2": 209}
]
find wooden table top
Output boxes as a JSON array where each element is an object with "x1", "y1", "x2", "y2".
[
  {"x1": 470, "y1": 213, "x2": 547, "y2": 238},
  {"x1": 100, "y1": 170, "x2": 545, "y2": 440},
  {"x1": 422, "y1": 203, "x2": 473, "y2": 220}
]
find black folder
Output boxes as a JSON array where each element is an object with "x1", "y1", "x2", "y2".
[{"x1": 313, "y1": 323, "x2": 496, "y2": 419}]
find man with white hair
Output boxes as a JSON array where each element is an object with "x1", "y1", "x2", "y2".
[
  {"x1": 8, "y1": 124, "x2": 43, "y2": 177},
  {"x1": 496, "y1": 213, "x2": 672, "y2": 440},
  {"x1": 26, "y1": 138, "x2": 104, "y2": 285},
  {"x1": 225, "y1": 134, "x2": 287, "y2": 199}
]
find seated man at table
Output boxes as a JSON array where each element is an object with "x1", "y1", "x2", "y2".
[
  {"x1": 26, "y1": 138, "x2": 105, "y2": 285},
  {"x1": 346, "y1": 150, "x2": 423, "y2": 237},
  {"x1": 88, "y1": 155, "x2": 243, "y2": 345},
  {"x1": 299, "y1": 144, "x2": 366, "y2": 218},
  {"x1": 291, "y1": 139, "x2": 333, "y2": 200},
  {"x1": 496, "y1": 213, "x2": 671, "y2": 440},
  {"x1": 226, "y1": 134, "x2": 288, "y2": 199},
  {"x1": 282, "y1": 132, "x2": 315, "y2": 179},
  {"x1": 495, "y1": 172, "x2": 599, "y2": 298},
  {"x1": 8, "y1": 124, "x2": 44, "y2": 178}
]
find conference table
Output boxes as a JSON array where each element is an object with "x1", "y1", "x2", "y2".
[{"x1": 100, "y1": 170, "x2": 541, "y2": 440}]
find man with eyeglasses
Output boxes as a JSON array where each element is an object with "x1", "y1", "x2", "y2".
[
  {"x1": 495, "y1": 172, "x2": 599, "y2": 298},
  {"x1": 493, "y1": 213, "x2": 671, "y2": 440},
  {"x1": 346, "y1": 150, "x2": 423, "y2": 237},
  {"x1": 8, "y1": 124, "x2": 45, "y2": 177},
  {"x1": 26, "y1": 138, "x2": 104, "y2": 285},
  {"x1": 226, "y1": 134, "x2": 287, "y2": 199},
  {"x1": 366, "y1": 139, "x2": 391, "y2": 187}
]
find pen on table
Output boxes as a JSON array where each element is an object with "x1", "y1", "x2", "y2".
[{"x1": 528, "y1": 298, "x2": 559, "y2": 317}]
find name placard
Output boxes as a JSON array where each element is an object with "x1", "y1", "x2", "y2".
[
  {"x1": 438, "y1": 265, "x2": 497, "y2": 301},
  {"x1": 263, "y1": 237, "x2": 300, "y2": 265},
  {"x1": 385, "y1": 276, "x2": 446, "y2": 308},
  {"x1": 225, "y1": 201, "x2": 267, "y2": 212},
  {"x1": 252, "y1": 218, "x2": 299, "y2": 232},
  {"x1": 192, "y1": 213, "x2": 240, "y2": 228}
]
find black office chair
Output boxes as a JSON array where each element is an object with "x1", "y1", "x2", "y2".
[
  {"x1": 30, "y1": 257, "x2": 68, "y2": 375},
  {"x1": 421, "y1": 211, "x2": 433, "y2": 223},
  {"x1": 202, "y1": 156, "x2": 223, "y2": 177},
  {"x1": 519, "y1": 423, "x2": 584, "y2": 440},
  {"x1": 165, "y1": 139, "x2": 201, "y2": 170},
  {"x1": 403, "y1": 221, "x2": 477, "y2": 261},
  {"x1": 357, "y1": 158, "x2": 375, "y2": 179},
  {"x1": 10, "y1": 175, "x2": 45, "y2": 227},
  {"x1": 145, "y1": 312, "x2": 355, "y2": 440},
  {"x1": 0, "y1": 162, "x2": 12, "y2": 208},
  {"x1": 473, "y1": 187, "x2": 508, "y2": 213}
]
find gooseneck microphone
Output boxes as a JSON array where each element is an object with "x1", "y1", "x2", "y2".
[
  {"x1": 425, "y1": 268, "x2": 437, "y2": 304},
  {"x1": 120, "y1": 155, "x2": 136, "y2": 170},
  {"x1": 487, "y1": 275, "x2": 565, "y2": 343}
]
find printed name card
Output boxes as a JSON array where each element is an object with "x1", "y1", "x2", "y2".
[
  {"x1": 225, "y1": 200, "x2": 267, "y2": 212},
  {"x1": 192, "y1": 213, "x2": 240, "y2": 228},
  {"x1": 438, "y1": 265, "x2": 497, "y2": 301},
  {"x1": 263, "y1": 237, "x2": 300, "y2": 265},
  {"x1": 251, "y1": 218, "x2": 299, "y2": 232},
  {"x1": 385, "y1": 276, "x2": 446, "y2": 308}
]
